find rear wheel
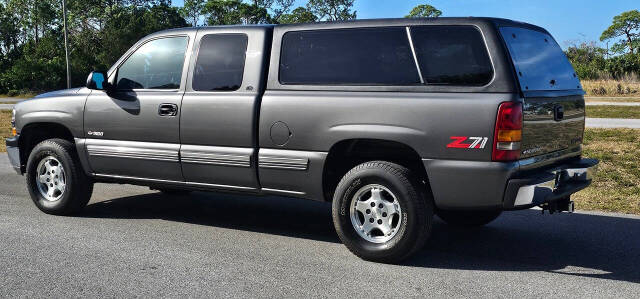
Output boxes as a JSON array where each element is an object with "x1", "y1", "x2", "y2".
[
  {"x1": 26, "y1": 139, "x2": 93, "y2": 215},
  {"x1": 436, "y1": 209, "x2": 502, "y2": 227},
  {"x1": 332, "y1": 161, "x2": 433, "y2": 263}
]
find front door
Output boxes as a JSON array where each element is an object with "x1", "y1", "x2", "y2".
[{"x1": 84, "y1": 35, "x2": 192, "y2": 182}]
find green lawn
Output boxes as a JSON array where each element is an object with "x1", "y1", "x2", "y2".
[
  {"x1": 574, "y1": 128, "x2": 640, "y2": 215},
  {"x1": 586, "y1": 105, "x2": 640, "y2": 119}
]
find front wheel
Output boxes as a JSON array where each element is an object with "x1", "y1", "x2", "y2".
[
  {"x1": 26, "y1": 139, "x2": 93, "y2": 215},
  {"x1": 332, "y1": 161, "x2": 433, "y2": 263}
]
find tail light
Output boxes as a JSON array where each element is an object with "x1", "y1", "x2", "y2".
[{"x1": 492, "y1": 102, "x2": 523, "y2": 161}]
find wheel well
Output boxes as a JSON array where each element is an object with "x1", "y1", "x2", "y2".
[
  {"x1": 322, "y1": 139, "x2": 429, "y2": 202},
  {"x1": 19, "y1": 123, "x2": 75, "y2": 170}
]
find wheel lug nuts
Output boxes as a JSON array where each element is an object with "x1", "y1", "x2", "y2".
[
  {"x1": 366, "y1": 209, "x2": 371, "y2": 214},
  {"x1": 382, "y1": 212, "x2": 387, "y2": 217},
  {"x1": 377, "y1": 219, "x2": 382, "y2": 224},
  {"x1": 370, "y1": 202, "x2": 375, "y2": 207},
  {"x1": 378, "y1": 204, "x2": 383, "y2": 208},
  {"x1": 369, "y1": 218, "x2": 374, "y2": 223}
]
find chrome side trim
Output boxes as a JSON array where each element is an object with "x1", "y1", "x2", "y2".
[
  {"x1": 262, "y1": 188, "x2": 306, "y2": 196},
  {"x1": 181, "y1": 152, "x2": 250, "y2": 167},
  {"x1": 259, "y1": 155, "x2": 309, "y2": 171},
  {"x1": 93, "y1": 174, "x2": 256, "y2": 191},
  {"x1": 94, "y1": 173, "x2": 183, "y2": 184},
  {"x1": 180, "y1": 145, "x2": 252, "y2": 168},
  {"x1": 187, "y1": 181, "x2": 255, "y2": 191},
  {"x1": 86, "y1": 140, "x2": 180, "y2": 162}
]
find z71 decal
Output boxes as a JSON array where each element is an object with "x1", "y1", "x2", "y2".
[{"x1": 447, "y1": 136, "x2": 489, "y2": 149}]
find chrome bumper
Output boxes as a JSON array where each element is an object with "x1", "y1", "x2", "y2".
[
  {"x1": 504, "y1": 158, "x2": 598, "y2": 209},
  {"x1": 5, "y1": 135, "x2": 21, "y2": 174}
]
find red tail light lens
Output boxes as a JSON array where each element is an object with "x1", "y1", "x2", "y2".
[{"x1": 492, "y1": 102, "x2": 523, "y2": 161}]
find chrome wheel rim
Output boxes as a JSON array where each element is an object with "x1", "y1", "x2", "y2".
[
  {"x1": 349, "y1": 184, "x2": 403, "y2": 243},
  {"x1": 35, "y1": 156, "x2": 66, "y2": 202}
]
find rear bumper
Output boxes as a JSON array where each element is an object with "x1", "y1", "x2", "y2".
[
  {"x1": 503, "y1": 158, "x2": 598, "y2": 209},
  {"x1": 422, "y1": 153, "x2": 598, "y2": 210},
  {"x1": 5, "y1": 135, "x2": 21, "y2": 175}
]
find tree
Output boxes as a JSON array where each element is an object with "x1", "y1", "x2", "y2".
[
  {"x1": 405, "y1": 4, "x2": 441, "y2": 18},
  {"x1": 600, "y1": 10, "x2": 640, "y2": 54},
  {"x1": 0, "y1": 2, "x2": 20, "y2": 55},
  {"x1": 278, "y1": 6, "x2": 317, "y2": 24},
  {"x1": 564, "y1": 42, "x2": 607, "y2": 80},
  {"x1": 306, "y1": 0, "x2": 356, "y2": 21},
  {"x1": 180, "y1": 0, "x2": 206, "y2": 26},
  {"x1": 251, "y1": 0, "x2": 293, "y2": 21},
  {"x1": 203, "y1": 0, "x2": 270, "y2": 25}
]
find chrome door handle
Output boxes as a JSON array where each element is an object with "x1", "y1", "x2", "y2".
[{"x1": 158, "y1": 103, "x2": 178, "y2": 116}]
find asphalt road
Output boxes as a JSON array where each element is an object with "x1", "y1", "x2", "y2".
[{"x1": 0, "y1": 154, "x2": 639, "y2": 297}]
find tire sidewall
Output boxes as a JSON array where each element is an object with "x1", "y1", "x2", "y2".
[
  {"x1": 26, "y1": 142, "x2": 77, "y2": 213},
  {"x1": 333, "y1": 165, "x2": 425, "y2": 260}
]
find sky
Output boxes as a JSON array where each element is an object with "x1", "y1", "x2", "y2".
[{"x1": 171, "y1": 0, "x2": 639, "y2": 49}]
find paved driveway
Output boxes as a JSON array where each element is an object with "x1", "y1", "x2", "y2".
[
  {"x1": 586, "y1": 118, "x2": 640, "y2": 129},
  {"x1": 0, "y1": 154, "x2": 639, "y2": 297}
]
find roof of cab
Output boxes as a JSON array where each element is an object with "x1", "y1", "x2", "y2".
[{"x1": 148, "y1": 17, "x2": 548, "y2": 37}]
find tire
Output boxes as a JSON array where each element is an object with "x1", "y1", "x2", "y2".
[
  {"x1": 26, "y1": 139, "x2": 93, "y2": 215},
  {"x1": 332, "y1": 161, "x2": 433, "y2": 263},
  {"x1": 436, "y1": 209, "x2": 502, "y2": 227},
  {"x1": 157, "y1": 188, "x2": 192, "y2": 196}
]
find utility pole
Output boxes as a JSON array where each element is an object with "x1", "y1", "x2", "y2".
[{"x1": 62, "y1": 0, "x2": 71, "y2": 89}]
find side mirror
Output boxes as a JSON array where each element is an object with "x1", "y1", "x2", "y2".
[{"x1": 86, "y1": 71, "x2": 111, "y2": 91}]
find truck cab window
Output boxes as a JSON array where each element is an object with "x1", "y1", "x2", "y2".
[
  {"x1": 116, "y1": 36, "x2": 189, "y2": 90},
  {"x1": 279, "y1": 27, "x2": 421, "y2": 85},
  {"x1": 410, "y1": 26, "x2": 493, "y2": 86},
  {"x1": 193, "y1": 34, "x2": 248, "y2": 91}
]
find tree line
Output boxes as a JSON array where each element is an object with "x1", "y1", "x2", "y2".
[
  {"x1": 0, "y1": 0, "x2": 442, "y2": 94},
  {"x1": 565, "y1": 10, "x2": 639, "y2": 81},
  {"x1": 0, "y1": 0, "x2": 635, "y2": 95}
]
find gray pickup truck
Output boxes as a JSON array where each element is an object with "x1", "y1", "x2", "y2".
[{"x1": 5, "y1": 18, "x2": 598, "y2": 263}]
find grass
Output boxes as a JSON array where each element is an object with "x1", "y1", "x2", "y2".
[
  {"x1": 0, "y1": 110, "x2": 12, "y2": 152},
  {"x1": 582, "y1": 80, "x2": 640, "y2": 97},
  {"x1": 586, "y1": 105, "x2": 640, "y2": 119},
  {"x1": 0, "y1": 112, "x2": 637, "y2": 215},
  {"x1": 585, "y1": 97, "x2": 640, "y2": 102},
  {"x1": 574, "y1": 128, "x2": 640, "y2": 215},
  {"x1": 0, "y1": 93, "x2": 35, "y2": 99}
]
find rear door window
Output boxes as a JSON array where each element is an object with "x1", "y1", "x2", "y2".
[
  {"x1": 192, "y1": 34, "x2": 248, "y2": 91},
  {"x1": 410, "y1": 26, "x2": 493, "y2": 86},
  {"x1": 279, "y1": 27, "x2": 421, "y2": 85},
  {"x1": 500, "y1": 27, "x2": 581, "y2": 91}
]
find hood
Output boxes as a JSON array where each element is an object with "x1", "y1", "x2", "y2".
[{"x1": 34, "y1": 87, "x2": 84, "y2": 99}]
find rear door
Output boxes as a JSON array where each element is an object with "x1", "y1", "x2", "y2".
[
  {"x1": 500, "y1": 26, "x2": 585, "y2": 159},
  {"x1": 179, "y1": 27, "x2": 269, "y2": 191}
]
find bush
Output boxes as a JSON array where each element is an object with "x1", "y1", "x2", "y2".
[{"x1": 606, "y1": 54, "x2": 640, "y2": 79}]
